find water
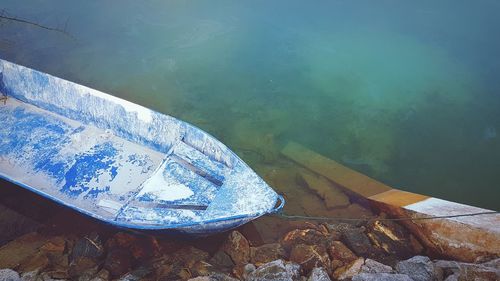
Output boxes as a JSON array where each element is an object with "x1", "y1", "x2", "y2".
[{"x1": 1, "y1": 0, "x2": 499, "y2": 211}]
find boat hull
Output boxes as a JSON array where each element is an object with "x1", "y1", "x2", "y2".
[{"x1": 0, "y1": 59, "x2": 283, "y2": 234}]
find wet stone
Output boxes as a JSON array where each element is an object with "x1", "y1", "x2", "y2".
[
  {"x1": 69, "y1": 257, "x2": 99, "y2": 278},
  {"x1": 0, "y1": 204, "x2": 41, "y2": 246},
  {"x1": 250, "y1": 243, "x2": 286, "y2": 266},
  {"x1": 361, "y1": 259, "x2": 394, "y2": 274},
  {"x1": 104, "y1": 248, "x2": 133, "y2": 278},
  {"x1": 333, "y1": 257, "x2": 365, "y2": 280},
  {"x1": 352, "y1": 273, "x2": 413, "y2": 281},
  {"x1": 187, "y1": 273, "x2": 239, "y2": 281},
  {"x1": 222, "y1": 231, "x2": 250, "y2": 265},
  {"x1": 327, "y1": 241, "x2": 357, "y2": 267},
  {"x1": 0, "y1": 269, "x2": 20, "y2": 281},
  {"x1": 366, "y1": 220, "x2": 414, "y2": 259},
  {"x1": 71, "y1": 233, "x2": 104, "y2": 262},
  {"x1": 396, "y1": 256, "x2": 438, "y2": 281},
  {"x1": 209, "y1": 250, "x2": 234, "y2": 270},
  {"x1": 18, "y1": 252, "x2": 50, "y2": 273},
  {"x1": 289, "y1": 244, "x2": 331, "y2": 275},
  {"x1": 246, "y1": 259, "x2": 301, "y2": 281},
  {"x1": 89, "y1": 269, "x2": 111, "y2": 281},
  {"x1": 281, "y1": 229, "x2": 329, "y2": 251},
  {"x1": 0, "y1": 232, "x2": 48, "y2": 269},
  {"x1": 340, "y1": 228, "x2": 374, "y2": 257},
  {"x1": 307, "y1": 267, "x2": 331, "y2": 281},
  {"x1": 191, "y1": 261, "x2": 215, "y2": 277},
  {"x1": 117, "y1": 267, "x2": 152, "y2": 281}
]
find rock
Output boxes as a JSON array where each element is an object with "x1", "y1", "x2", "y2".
[
  {"x1": 281, "y1": 229, "x2": 329, "y2": 250},
  {"x1": 333, "y1": 257, "x2": 364, "y2": 280},
  {"x1": 250, "y1": 243, "x2": 286, "y2": 266},
  {"x1": 299, "y1": 171, "x2": 350, "y2": 209},
  {"x1": 340, "y1": 228, "x2": 375, "y2": 257},
  {"x1": 18, "y1": 252, "x2": 50, "y2": 273},
  {"x1": 104, "y1": 248, "x2": 133, "y2": 277},
  {"x1": 361, "y1": 259, "x2": 394, "y2": 274},
  {"x1": 40, "y1": 236, "x2": 66, "y2": 256},
  {"x1": 434, "y1": 259, "x2": 499, "y2": 281},
  {"x1": 191, "y1": 261, "x2": 215, "y2": 277},
  {"x1": 396, "y1": 256, "x2": 437, "y2": 281},
  {"x1": 307, "y1": 267, "x2": 331, "y2": 281},
  {"x1": 69, "y1": 257, "x2": 99, "y2": 278},
  {"x1": 175, "y1": 246, "x2": 210, "y2": 268},
  {"x1": 105, "y1": 232, "x2": 136, "y2": 248},
  {"x1": 117, "y1": 267, "x2": 152, "y2": 281},
  {"x1": 0, "y1": 204, "x2": 40, "y2": 246},
  {"x1": 481, "y1": 258, "x2": 500, "y2": 269},
  {"x1": 327, "y1": 241, "x2": 357, "y2": 268},
  {"x1": 44, "y1": 269, "x2": 70, "y2": 280},
  {"x1": 352, "y1": 273, "x2": 413, "y2": 281},
  {"x1": 209, "y1": 250, "x2": 234, "y2": 270},
  {"x1": 458, "y1": 266, "x2": 499, "y2": 280},
  {"x1": 106, "y1": 232, "x2": 160, "y2": 260},
  {"x1": 0, "y1": 269, "x2": 20, "y2": 281},
  {"x1": 19, "y1": 271, "x2": 38, "y2": 281},
  {"x1": 187, "y1": 273, "x2": 239, "y2": 281},
  {"x1": 89, "y1": 269, "x2": 110, "y2": 281},
  {"x1": 443, "y1": 273, "x2": 458, "y2": 281},
  {"x1": 366, "y1": 220, "x2": 414, "y2": 259},
  {"x1": 289, "y1": 244, "x2": 331, "y2": 275},
  {"x1": 0, "y1": 232, "x2": 48, "y2": 269},
  {"x1": 242, "y1": 264, "x2": 256, "y2": 280},
  {"x1": 75, "y1": 267, "x2": 99, "y2": 281},
  {"x1": 246, "y1": 259, "x2": 301, "y2": 281},
  {"x1": 71, "y1": 233, "x2": 104, "y2": 262},
  {"x1": 222, "y1": 231, "x2": 250, "y2": 265}
]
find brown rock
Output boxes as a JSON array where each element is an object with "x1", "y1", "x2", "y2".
[
  {"x1": 250, "y1": 243, "x2": 286, "y2": 266},
  {"x1": 18, "y1": 252, "x2": 50, "y2": 273},
  {"x1": 131, "y1": 236, "x2": 161, "y2": 260},
  {"x1": 0, "y1": 232, "x2": 48, "y2": 269},
  {"x1": 222, "y1": 231, "x2": 250, "y2": 265},
  {"x1": 366, "y1": 220, "x2": 414, "y2": 259},
  {"x1": 69, "y1": 256, "x2": 98, "y2": 278},
  {"x1": 191, "y1": 261, "x2": 215, "y2": 277},
  {"x1": 175, "y1": 246, "x2": 210, "y2": 268},
  {"x1": 328, "y1": 241, "x2": 358, "y2": 270},
  {"x1": 71, "y1": 233, "x2": 104, "y2": 262},
  {"x1": 341, "y1": 228, "x2": 375, "y2": 257},
  {"x1": 333, "y1": 257, "x2": 365, "y2": 280},
  {"x1": 281, "y1": 228, "x2": 329, "y2": 251},
  {"x1": 290, "y1": 244, "x2": 331, "y2": 275},
  {"x1": 45, "y1": 268, "x2": 70, "y2": 280},
  {"x1": 209, "y1": 250, "x2": 234, "y2": 270},
  {"x1": 93, "y1": 269, "x2": 111, "y2": 281},
  {"x1": 106, "y1": 232, "x2": 137, "y2": 248},
  {"x1": 104, "y1": 248, "x2": 133, "y2": 277},
  {"x1": 40, "y1": 236, "x2": 66, "y2": 255}
]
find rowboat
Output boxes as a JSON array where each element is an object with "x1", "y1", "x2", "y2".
[{"x1": 0, "y1": 59, "x2": 284, "y2": 235}]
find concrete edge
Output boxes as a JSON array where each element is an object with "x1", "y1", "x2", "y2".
[{"x1": 281, "y1": 141, "x2": 500, "y2": 262}]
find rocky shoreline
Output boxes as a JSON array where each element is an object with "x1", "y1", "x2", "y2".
[{"x1": 1, "y1": 213, "x2": 498, "y2": 281}]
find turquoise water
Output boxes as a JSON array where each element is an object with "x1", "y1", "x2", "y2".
[{"x1": 1, "y1": 0, "x2": 499, "y2": 210}]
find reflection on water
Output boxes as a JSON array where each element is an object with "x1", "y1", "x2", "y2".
[{"x1": 1, "y1": 0, "x2": 499, "y2": 210}]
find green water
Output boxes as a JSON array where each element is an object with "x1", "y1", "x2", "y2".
[{"x1": 1, "y1": 0, "x2": 499, "y2": 210}]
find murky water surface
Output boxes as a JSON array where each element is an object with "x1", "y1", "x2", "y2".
[{"x1": 1, "y1": 0, "x2": 499, "y2": 211}]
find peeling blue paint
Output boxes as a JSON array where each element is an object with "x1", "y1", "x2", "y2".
[{"x1": 0, "y1": 59, "x2": 282, "y2": 235}]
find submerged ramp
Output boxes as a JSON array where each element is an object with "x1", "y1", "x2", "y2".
[{"x1": 282, "y1": 141, "x2": 500, "y2": 262}]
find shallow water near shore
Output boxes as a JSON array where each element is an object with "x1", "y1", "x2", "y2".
[{"x1": 1, "y1": 0, "x2": 499, "y2": 213}]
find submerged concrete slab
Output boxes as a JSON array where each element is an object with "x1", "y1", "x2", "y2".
[{"x1": 282, "y1": 141, "x2": 500, "y2": 262}]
